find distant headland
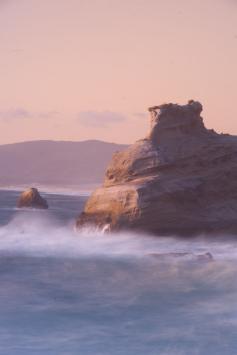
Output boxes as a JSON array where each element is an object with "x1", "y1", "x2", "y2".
[{"x1": 0, "y1": 140, "x2": 128, "y2": 187}]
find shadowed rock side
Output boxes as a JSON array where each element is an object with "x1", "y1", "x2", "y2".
[
  {"x1": 77, "y1": 100, "x2": 237, "y2": 236},
  {"x1": 17, "y1": 188, "x2": 48, "y2": 209}
]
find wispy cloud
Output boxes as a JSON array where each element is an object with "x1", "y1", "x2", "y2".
[
  {"x1": 0, "y1": 0, "x2": 10, "y2": 6},
  {"x1": 0, "y1": 0, "x2": 13, "y2": 11},
  {"x1": 133, "y1": 112, "x2": 147, "y2": 119},
  {"x1": 77, "y1": 111, "x2": 127, "y2": 128},
  {"x1": 0, "y1": 108, "x2": 59, "y2": 122},
  {"x1": 0, "y1": 108, "x2": 30, "y2": 121}
]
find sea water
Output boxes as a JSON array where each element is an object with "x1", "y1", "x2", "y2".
[{"x1": 0, "y1": 189, "x2": 237, "y2": 355}]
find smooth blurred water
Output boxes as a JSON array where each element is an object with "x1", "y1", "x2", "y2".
[{"x1": 0, "y1": 189, "x2": 237, "y2": 354}]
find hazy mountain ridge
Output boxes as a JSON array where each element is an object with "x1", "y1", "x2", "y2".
[{"x1": 0, "y1": 140, "x2": 128, "y2": 186}]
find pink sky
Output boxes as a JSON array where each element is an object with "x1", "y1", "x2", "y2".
[{"x1": 0, "y1": 0, "x2": 236, "y2": 144}]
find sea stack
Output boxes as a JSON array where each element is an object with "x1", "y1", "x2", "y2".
[
  {"x1": 17, "y1": 188, "x2": 48, "y2": 209},
  {"x1": 77, "y1": 100, "x2": 237, "y2": 236}
]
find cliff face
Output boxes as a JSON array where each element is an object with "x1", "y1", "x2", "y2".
[{"x1": 77, "y1": 101, "x2": 237, "y2": 236}]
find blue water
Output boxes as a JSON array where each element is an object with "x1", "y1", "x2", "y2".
[{"x1": 0, "y1": 189, "x2": 237, "y2": 354}]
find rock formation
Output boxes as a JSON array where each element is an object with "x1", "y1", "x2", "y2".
[
  {"x1": 17, "y1": 188, "x2": 48, "y2": 209},
  {"x1": 77, "y1": 100, "x2": 237, "y2": 236}
]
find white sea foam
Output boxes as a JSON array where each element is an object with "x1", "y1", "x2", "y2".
[
  {"x1": 0, "y1": 212, "x2": 237, "y2": 261},
  {"x1": 0, "y1": 212, "x2": 237, "y2": 355}
]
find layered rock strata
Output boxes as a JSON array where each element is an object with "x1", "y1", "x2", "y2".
[{"x1": 77, "y1": 101, "x2": 237, "y2": 236}]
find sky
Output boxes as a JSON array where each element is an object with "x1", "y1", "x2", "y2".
[{"x1": 0, "y1": 0, "x2": 236, "y2": 144}]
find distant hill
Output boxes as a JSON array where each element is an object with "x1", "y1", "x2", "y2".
[{"x1": 0, "y1": 140, "x2": 128, "y2": 187}]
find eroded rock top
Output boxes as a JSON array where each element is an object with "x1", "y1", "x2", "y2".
[
  {"x1": 104, "y1": 100, "x2": 216, "y2": 186},
  {"x1": 147, "y1": 100, "x2": 209, "y2": 143}
]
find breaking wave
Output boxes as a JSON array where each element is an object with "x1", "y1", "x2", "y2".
[{"x1": 0, "y1": 212, "x2": 237, "y2": 261}]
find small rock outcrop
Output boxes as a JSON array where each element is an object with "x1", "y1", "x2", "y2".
[
  {"x1": 17, "y1": 188, "x2": 48, "y2": 209},
  {"x1": 77, "y1": 100, "x2": 237, "y2": 236}
]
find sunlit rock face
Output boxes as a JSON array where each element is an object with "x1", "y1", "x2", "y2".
[
  {"x1": 77, "y1": 100, "x2": 237, "y2": 236},
  {"x1": 17, "y1": 188, "x2": 48, "y2": 209}
]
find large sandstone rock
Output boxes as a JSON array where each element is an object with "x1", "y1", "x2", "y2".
[
  {"x1": 77, "y1": 100, "x2": 237, "y2": 236},
  {"x1": 17, "y1": 188, "x2": 48, "y2": 209}
]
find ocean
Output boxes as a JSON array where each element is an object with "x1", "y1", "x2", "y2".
[{"x1": 0, "y1": 189, "x2": 237, "y2": 354}]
